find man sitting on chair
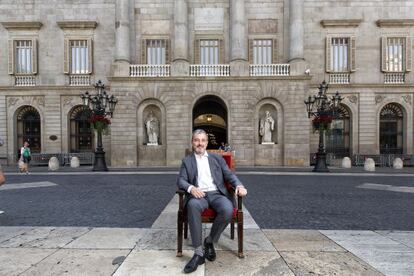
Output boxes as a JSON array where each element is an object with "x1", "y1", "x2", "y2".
[{"x1": 177, "y1": 129, "x2": 247, "y2": 273}]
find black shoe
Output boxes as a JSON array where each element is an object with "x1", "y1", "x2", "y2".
[
  {"x1": 204, "y1": 238, "x2": 216, "y2": 261},
  {"x1": 184, "y1": 254, "x2": 205, "y2": 274}
]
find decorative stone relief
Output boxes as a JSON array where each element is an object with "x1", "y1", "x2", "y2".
[
  {"x1": 402, "y1": 95, "x2": 412, "y2": 105},
  {"x1": 7, "y1": 97, "x2": 19, "y2": 106},
  {"x1": 7, "y1": 96, "x2": 45, "y2": 107},
  {"x1": 375, "y1": 95, "x2": 385, "y2": 104},
  {"x1": 347, "y1": 95, "x2": 358, "y2": 104}
]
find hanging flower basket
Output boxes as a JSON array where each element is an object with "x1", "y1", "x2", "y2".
[
  {"x1": 312, "y1": 114, "x2": 333, "y2": 133},
  {"x1": 89, "y1": 114, "x2": 111, "y2": 135}
]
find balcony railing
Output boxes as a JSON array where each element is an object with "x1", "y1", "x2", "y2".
[
  {"x1": 69, "y1": 75, "x2": 91, "y2": 86},
  {"x1": 329, "y1": 73, "x2": 350, "y2": 84},
  {"x1": 384, "y1": 73, "x2": 405, "y2": 84},
  {"x1": 15, "y1": 75, "x2": 36, "y2": 86},
  {"x1": 249, "y1": 64, "x2": 290, "y2": 76},
  {"x1": 130, "y1": 64, "x2": 170, "y2": 77},
  {"x1": 190, "y1": 64, "x2": 230, "y2": 77}
]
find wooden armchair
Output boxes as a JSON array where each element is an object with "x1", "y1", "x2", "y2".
[{"x1": 176, "y1": 152, "x2": 244, "y2": 258}]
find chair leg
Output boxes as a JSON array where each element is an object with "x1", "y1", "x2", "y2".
[
  {"x1": 177, "y1": 211, "x2": 183, "y2": 257},
  {"x1": 230, "y1": 221, "x2": 234, "y2": 240},
  {"x1": 237, "y1": 212, "x2": 244, "y2": 258},
  {"x1": 184, "y1": 221, "x2": 188, "y2": 239}
]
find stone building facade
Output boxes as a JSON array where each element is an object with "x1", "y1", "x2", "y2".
[{"x1": 0, "y1": 0, "x2": 413, "y2": 167}]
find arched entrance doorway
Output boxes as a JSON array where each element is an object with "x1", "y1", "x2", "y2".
[
  {"x1": 69, "y1": 105, "x2": 93, "y2": 152},
  {"x1": 16, "y1": 105, "x2": 41, "y2": 153},
  {"x1": 326, "y1": 104, "x2": 351, "y2": 158},
  {"x1": 380, "y1": 103, "x2": 403, "y2": 154},
  {"x1": 193, "y1": 96, "x2": 227, "y2": 150}
]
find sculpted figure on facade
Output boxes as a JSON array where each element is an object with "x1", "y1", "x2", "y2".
[
  {"x1": 259, "y1": 110, "x2": 275, "y2": 144},
  {"x1": 145, "y1": 111, "x2": 159, "y2": 145}
]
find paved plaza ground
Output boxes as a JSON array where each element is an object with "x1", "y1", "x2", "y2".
[{"x1": 0, "y1": 166, "x2": 413, "y2": 275}]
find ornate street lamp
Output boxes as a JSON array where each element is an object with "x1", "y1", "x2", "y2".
[
  {"x1": 304, "y1": 81, "x2": 342, "y2": 172},
  {"x1": 81, "y1": 80, "x2": 117, "y2": 171}
]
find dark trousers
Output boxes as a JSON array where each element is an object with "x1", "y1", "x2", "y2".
[{"x1": 186, "y1": 191, "x2": 233, "y2": 248}]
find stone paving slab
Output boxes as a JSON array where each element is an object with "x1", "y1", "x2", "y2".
[
  {"x1": 0, "y1": 248, "x2": 57, "y2": 275},
  {"x1": 0, "y1": 227, "x2": 90, "y2": 249},
  {"x1": 64, "y1": 227, "x2": 146, "y2": 249},
  {"x1": 205, "y1": 251, "x2": 294, "y2": 276},
  {"x1": 280, "y1": 251, "x2": 383, "y2": 276},
  {"x1": 114, "y1": 250, "x2": 204, "y2": 276},
  {"x1": 263, "y1": 229, "x2": 346, "y2": 252},
  {"x1": 0, "y1": 226, "x2": 34, "y2": 244},
  {"x1": 21, "y1": 249, "x2": 129, "y2": 276},
  {"x1": 321, "y1": 230, "x2": 414, "y2": 276},
  {"x1": 376, "y1": 230, "x2": 414, "y2": 249}
]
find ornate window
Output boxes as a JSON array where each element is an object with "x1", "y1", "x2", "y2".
[
  {"x1": 69, "y1": 106, "x2": 93, "y2": 152},
  {"x1": 16, "y1": 106, "x2": 41, "y2": 153},
  {"x1": 141, "y1": 39, "x2": 170, "y2": 65},
  {"x1": 380, "y1": 103, "x2": 403, "y2": 154},
  {"x1": 326, "y1": 36, "x2": 356, "y2": 84},
  {"x1": 326, "y1": 104, "x2": 351, "y2": 158},
  {"x1": 194, "y1": 38, "x2": 224, "y2": 64}
]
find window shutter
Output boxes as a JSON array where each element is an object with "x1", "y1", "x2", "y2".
[
  {"x1": 32, "y1": 39, "x2": 38, "y2": 74},
  {"x1": 349, "y1": 36, "x2": 356, "y2": 72},
  {"x1": 194, "y1": 39, "x2": 200, "y2": 64},
  {"x1": 405, "y1": 36, "x2": 412, "y2": 72},
  {"x1": 248, "y1": 39, "x2": 254, "y2": 63},
  {"x1": 165, "y1": 39, "x2": 171, "y2": 64},
  {"x1": 87, "y1": 38, "x2": 93, "y2": 74},
  {"x1": 219, "y1": 39, "x2": 225, "y2": 64},
  {"x1": 141, "y1": 39, "x2": 147, "y2": 64},
  {"x1": 381, "y1": 36, "x2": 387, "y2": 72},
  {"x1": 8, "y1": 39, "x2": 14, "y2": 75},
  {"x1": 325, "y1": 36, "x2": 332, "y2": 73},
  {"x1": 63, "y1": 38, "x2": 70, "y2": 74},
  {"x1": 272, "y1": 38, "x2": 278, "y2": 64}
]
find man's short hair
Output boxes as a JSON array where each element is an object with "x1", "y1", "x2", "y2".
[{"x1": 192, "y1": 129, "x2": 208, "y2": 140}]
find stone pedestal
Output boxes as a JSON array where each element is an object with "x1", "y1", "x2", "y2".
[
  {"x1": 230, "y1": 60, "x2": 249, "y2": 77},
  {"x1": 171, "y1": 60, "x2": 190, "y2": 76},
  {"x1": 289, "y1": 59, "x2": 308, "y2": 76},
  {"x1": 111, "y1": 61, "x2": 130, "y2": 77}
]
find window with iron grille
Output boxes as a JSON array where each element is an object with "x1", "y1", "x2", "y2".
[
  {"x1": 385, "y1": 37, "x2": 404, "y2": 72},
  {"x1": 146, "y1": 40, "x2": 166, "y2": 65},
  {"x1": 15, "y1": 40, "x2": 33, "y2": 74},
  {"x1": 253, "y1": 40, "x2": 272, "y2": 64},
  {"x1": 70, "y1": 40, "x2": 89, "y2": 74},
  {"x1": 200, "y1": 40, "x2": 219, "y2": 64},
  {"x1": 331, "y1": 38, "x2": 349, "y2": 72}
]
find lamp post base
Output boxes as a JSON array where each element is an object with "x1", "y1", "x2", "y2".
[
  {"x1": 313, "y1": 152, "x2": 329, "y2": 172},
  {"x1": 93, "y1": 150, "x2": 108, "y2": 171}
]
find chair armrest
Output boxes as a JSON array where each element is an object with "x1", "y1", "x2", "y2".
[{"x1": 176, "y1": 189, "x2": 186, "y2": 195}]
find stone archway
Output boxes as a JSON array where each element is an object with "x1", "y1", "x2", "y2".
[
  {"x1": 16, "y1": 105, "x2": 41, "y2": 153},
  {"x1": 193, "y1": 95, "x2": 227, "y2": 150}
]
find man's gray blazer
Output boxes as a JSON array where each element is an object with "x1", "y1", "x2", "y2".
[{"x1": 177, "y1": 152, "x2": 243, "y2": 206}]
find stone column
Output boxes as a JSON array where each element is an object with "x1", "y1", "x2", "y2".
[
  {"x1": 171, "y1": 0, "x2": 189, "y2": 76},
  {"x1": 288, "y1": 0, "x2": 307, "y2": 75},
  {"x1": 112, "y1": 0, "x2": 130, "y2": 76},
  {"x1": 230, "y1": 0, "x2": 249, "y2": 76}
]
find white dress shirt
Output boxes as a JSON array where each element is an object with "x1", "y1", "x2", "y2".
[{"x1": 187, "y1": 152, "x2": 218, "y2": 193}]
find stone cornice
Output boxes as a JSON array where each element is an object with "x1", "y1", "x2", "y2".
[
  {"x1": 1, "y1": 21, "x2": 43, "y2": 30},
  {"x1": 320, "y1": 19, "x2": 362, "y2": 28},
  {"x1": 57, "y1": 21, "x2": 98, "y2": 29},
  {"x1": 376, "y1": 19, "x2": 414, "y2": 27}
]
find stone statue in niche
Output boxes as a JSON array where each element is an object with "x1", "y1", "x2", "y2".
[
  {"x1": 145, "y1": 111, "x2": 159, "y2": 145},
  {"x1": 259, "y1": 110, "x2": 275, "y2": 144}
]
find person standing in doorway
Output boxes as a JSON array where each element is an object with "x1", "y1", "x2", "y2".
[{"x1": 20, "y1": 141, "x2": 31, "y2": 174}]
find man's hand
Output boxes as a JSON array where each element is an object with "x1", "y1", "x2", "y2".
[
  {"x1": 236, "y1": 186, "x2": 247, "y2": 197},
  {"x1": 190, "y1": 187, "x2": 206, "y2": 199}
]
